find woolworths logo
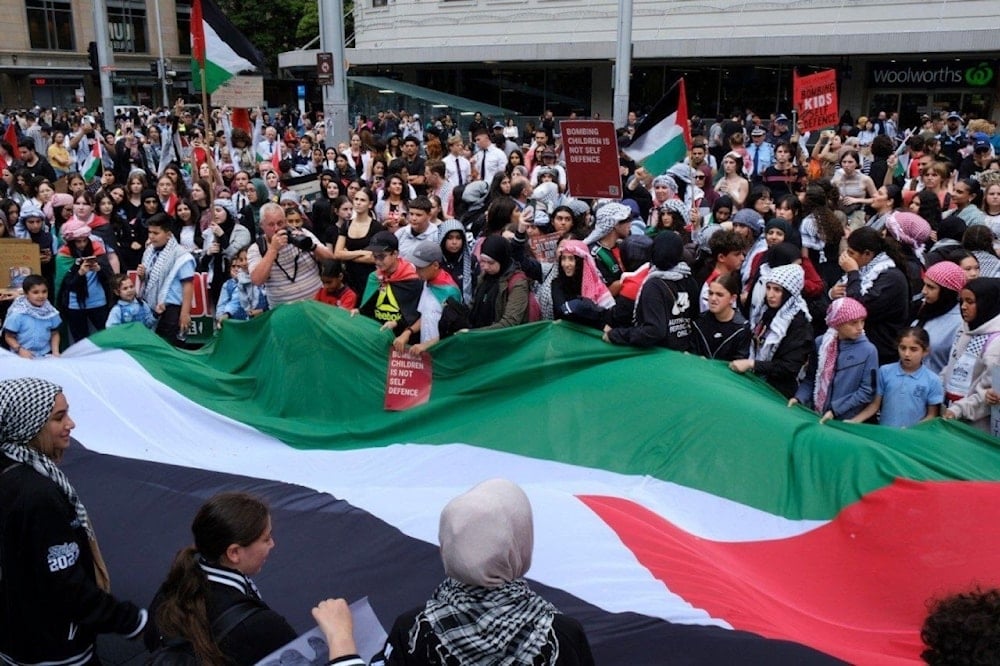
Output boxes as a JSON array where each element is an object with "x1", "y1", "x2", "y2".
[
  {"x1": 871, "y1": 62, "x2": 995, "y2": 87},
  {"x1": 965, "y1": 62, "x2": 994, "y2": 87}
]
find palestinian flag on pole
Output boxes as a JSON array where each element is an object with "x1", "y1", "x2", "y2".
[
  {"x1": 6, "y1": 303, "x2": 1000, "y2": 664},
  {"x1": 191, "y1": 0, "x2": 265, "y2": 94},
  {"x1": 80, "y1": 137, "x2": 102, "y2": 182},
  {"x1": 623, "y1": 77, "x2": 691, "y2": 176}
]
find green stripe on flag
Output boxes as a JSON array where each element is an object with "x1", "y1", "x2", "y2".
[
  {"x1": 91, "y1": 302, "x2": 1000, "y2": 522},
  {"x1": 640, "y1": 134, "x2": 688, "y2": 177},
  {"x1": 192, "y1": 58, "x2": 238, "y2": 94}
]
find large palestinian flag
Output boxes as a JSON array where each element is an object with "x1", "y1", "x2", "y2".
[
  {"x1": 191, "y1": 0, "x2": 265, "y2": 94},
  {"x1": 5, "y1": 302, "x2": 1000, "y2": 664}
]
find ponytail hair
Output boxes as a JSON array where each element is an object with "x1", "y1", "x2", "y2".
[
  {"x1": 154, "y1": 492, "x2": 270, "y2": 664},
  {"x1": 847, "y1": 226, "x2": 908, "y2": 273}
]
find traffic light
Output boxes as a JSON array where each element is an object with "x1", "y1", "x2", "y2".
[
  {"x1": 87, "y1": 42, "x2": 98, "y2": 71},
  {"x1": 150, "y1": 61, "x2": 160, "y2": 76}
]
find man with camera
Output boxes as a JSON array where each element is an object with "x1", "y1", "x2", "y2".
[{"x1": 248, "y1": 203, "x2": 335, "y2": 306}]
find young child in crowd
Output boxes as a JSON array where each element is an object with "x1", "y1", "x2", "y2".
[
  {"x1": 2, "y1": 274, "x2": 61, "y2": 358},
  {"x1": 14, "y1": 202, "x2": 54, "y2": 289},
  {"x1": 849, "y1": 327, "x2": 943, "y2": 427},
  {"x1": 105, "y1": 274, "x2": 157, "y2": 329},
  {"x1": 216, "y1": 248, "x2": 268, "y2": 325},
  {"x1": 791, "y1": 297, "x2": 879, "y2": 422},
  {"x1": 137, "y1": 213, "x2": 196, "y2": 346},
  {"x1": 315, "y1": 259, "x2": 357, "y2": 310}
]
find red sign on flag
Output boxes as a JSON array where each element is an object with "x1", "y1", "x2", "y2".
[
  {"x1": 560, "y1": 120, "x2": 622, "y2": 199},
  {"x1": 384, "y1": 350, "x2": 433, "y2": 411},
  {"x1": 793, "y1": 69, "x2": 839, "y2": 132}
]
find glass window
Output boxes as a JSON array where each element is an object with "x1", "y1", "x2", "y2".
[
  {"x1": 899, "y1": 93, "x2": 928, "y2": 130},
  {"x1": 931, "y1": 92, "x2": 962, "y2": 118},
  {"x1": 107, "y1": 0, "x2": 148, "y2": 53},
  {"x1": 25, "y1": 0, "x2": 74, "y2": 51},
  {"x1": 963, "y1": 92, "x2": 992, "y2": 121},
  {"x1": 176, "y1": 0, "x2": 191, "y2": 56}
]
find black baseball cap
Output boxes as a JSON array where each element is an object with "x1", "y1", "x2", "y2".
[{"x1": 365, "y1": 230, "x2": 399, "y2": 253}]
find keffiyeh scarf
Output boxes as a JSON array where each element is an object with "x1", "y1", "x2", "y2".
[
  {"x1": 633, "y1": 261, "x2": 692, "y2": 324},
  {"x1": 842, "y1": 251, "x2": 895, "y2": 296},
  {"x1": 7, "y1": 294, "x2": 60, "y2": 321},
  {"x1": 413, "y1": 578, "x2": 559, "y2": 666},
  {"x1": 140, "y1": 236, "x2": 186, "y2": 307},
  {"x1": 0, "y1": 378, "x2": 92, "y2": 539}
]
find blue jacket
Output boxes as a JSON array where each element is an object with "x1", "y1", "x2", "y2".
[
  {"x1": 795, "y1": 334, "x2": 879, "y2": 419},
  {"x1": 105, "y1": 299, "x2": 157, "y2": 329}
]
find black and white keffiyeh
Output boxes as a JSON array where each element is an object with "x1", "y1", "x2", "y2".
[
  {"x1": 837, "y1": 251, "x2": 896, "y2": 296},
  {"x1": 0, "y1": 377, "x2": 93, "y2": 538},
  {"x1": 6, "y1": 294, "x2": 60, "y2": 321},
  {"x1": 140, "y1": 235, "x2": 186, "y2": 307},
  {"x1": 413, "y1": 578, "x2": 559, "y2": 666},
  {"x1": 632, "y1": 262, "x2": 692, "y2": 324}
]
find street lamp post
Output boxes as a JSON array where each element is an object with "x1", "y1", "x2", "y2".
[
  {"x1": 153, "y1": 0, "x2": 168, "y2": 106},
  {"x1": 319, "y1": 0, "x2": 351, "y2": 145}
]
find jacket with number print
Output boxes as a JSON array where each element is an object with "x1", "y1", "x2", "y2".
[{"x1": 0, "y1": 457, "x2": 145, "y2": 666}]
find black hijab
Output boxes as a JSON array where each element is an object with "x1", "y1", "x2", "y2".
[
  {"x1": 964, "y1": 278, "x2": 1000, "y2": 331},
  {"x1": 470, "y1": 236, "x2": 514, "y2": 328}
]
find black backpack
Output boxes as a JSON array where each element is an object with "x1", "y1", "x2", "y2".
[{"x1": 146, "y1": 600, "x2": 262, "y2": 665}]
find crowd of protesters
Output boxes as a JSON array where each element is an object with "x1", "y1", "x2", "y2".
[
  {"x1": 3, "y1": 95, "x2": 1000, "y2": 664},
  {"x1": 2, "y1": 97, "x2": 1000, "y2": 433}
]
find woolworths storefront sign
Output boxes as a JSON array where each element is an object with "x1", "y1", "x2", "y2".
[{"x1": 868, "y1": 61, "x2": 996, "y2": 89}]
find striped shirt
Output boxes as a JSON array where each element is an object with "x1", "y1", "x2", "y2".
[{"x1": 247, "y1": 230, "x2": 323, "y2": 306}]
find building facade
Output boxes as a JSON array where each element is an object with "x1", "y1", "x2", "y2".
[
  {"x1": 280, "y1": 0, "x2": 1000, "y2": 127},
  {"x1": 0, "y1": 0, "x2": 193, "y2": 110}
]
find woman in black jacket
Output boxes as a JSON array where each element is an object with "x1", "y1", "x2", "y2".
[
  {"x1": 0, "y1": 378, "x2": 146, "y2": 665},
  {"x1": 605, "y1": 231, "x2": 698, "y2": 350},
  {"x1": 730, "y1": 263, "x2": 814, "y2": 398},
  {"x1": 831, "y1": 225, "x2": 910, "y2": 364},
  {"x1": 693, "y1": 270, "x2": 751, "y2": 361},
  {"x1": 145, "y1": 492, "x2": 297, "y2": 663}
]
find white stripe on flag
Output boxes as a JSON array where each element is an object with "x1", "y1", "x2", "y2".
[
  {"x1": 624, "y1": 111, "x2": 682, "y2": 162},
  {"x1": 203, "y1": 21, "x2": 254, "y2": 74}
]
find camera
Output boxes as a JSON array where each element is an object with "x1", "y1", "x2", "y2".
[{"x1": 283, "y1": 229, "x2": 315, "y2": 252}]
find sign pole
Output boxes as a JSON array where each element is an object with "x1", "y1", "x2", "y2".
[
  {"x1": 201, "y1": 68, "x2": 210, "y2": 128},
  {"x1": 91, "y1": 0, "x2": 116, "y2": 128},
  {"x1": 612, "y1": 0, "x2": 633, "y2": 128}
]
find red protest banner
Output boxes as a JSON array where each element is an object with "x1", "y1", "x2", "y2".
[
  {"x1": 384, "y1": 349, "x2": 433, "y2": 411},
  {"x1": 793, "y1": 69, "x2": 839, "y2": 132},
  {"x1": 560, "y1": 120, "x2": 622, "y2": 199}
]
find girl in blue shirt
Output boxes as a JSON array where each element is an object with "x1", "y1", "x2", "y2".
[
  {"x1": 848, "y1": 327, "x2": 943, "y2": 427},
  {"x1": 105, "y1": 274, "x2": 157, "y2": 329}
]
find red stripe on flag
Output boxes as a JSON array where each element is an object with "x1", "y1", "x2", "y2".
[
  {"x1": 580, "y1": 480, "x2": 1000, "y2": 665},
  {"x1": 191, "y1": 0, "x2": 205, "y2": 66},
  {"x1": 272, "y1": 137, "x2": 281, "y2": 174},
  {"x1": 678, "y1": 78, "x2": 691, "y2": 150}
]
